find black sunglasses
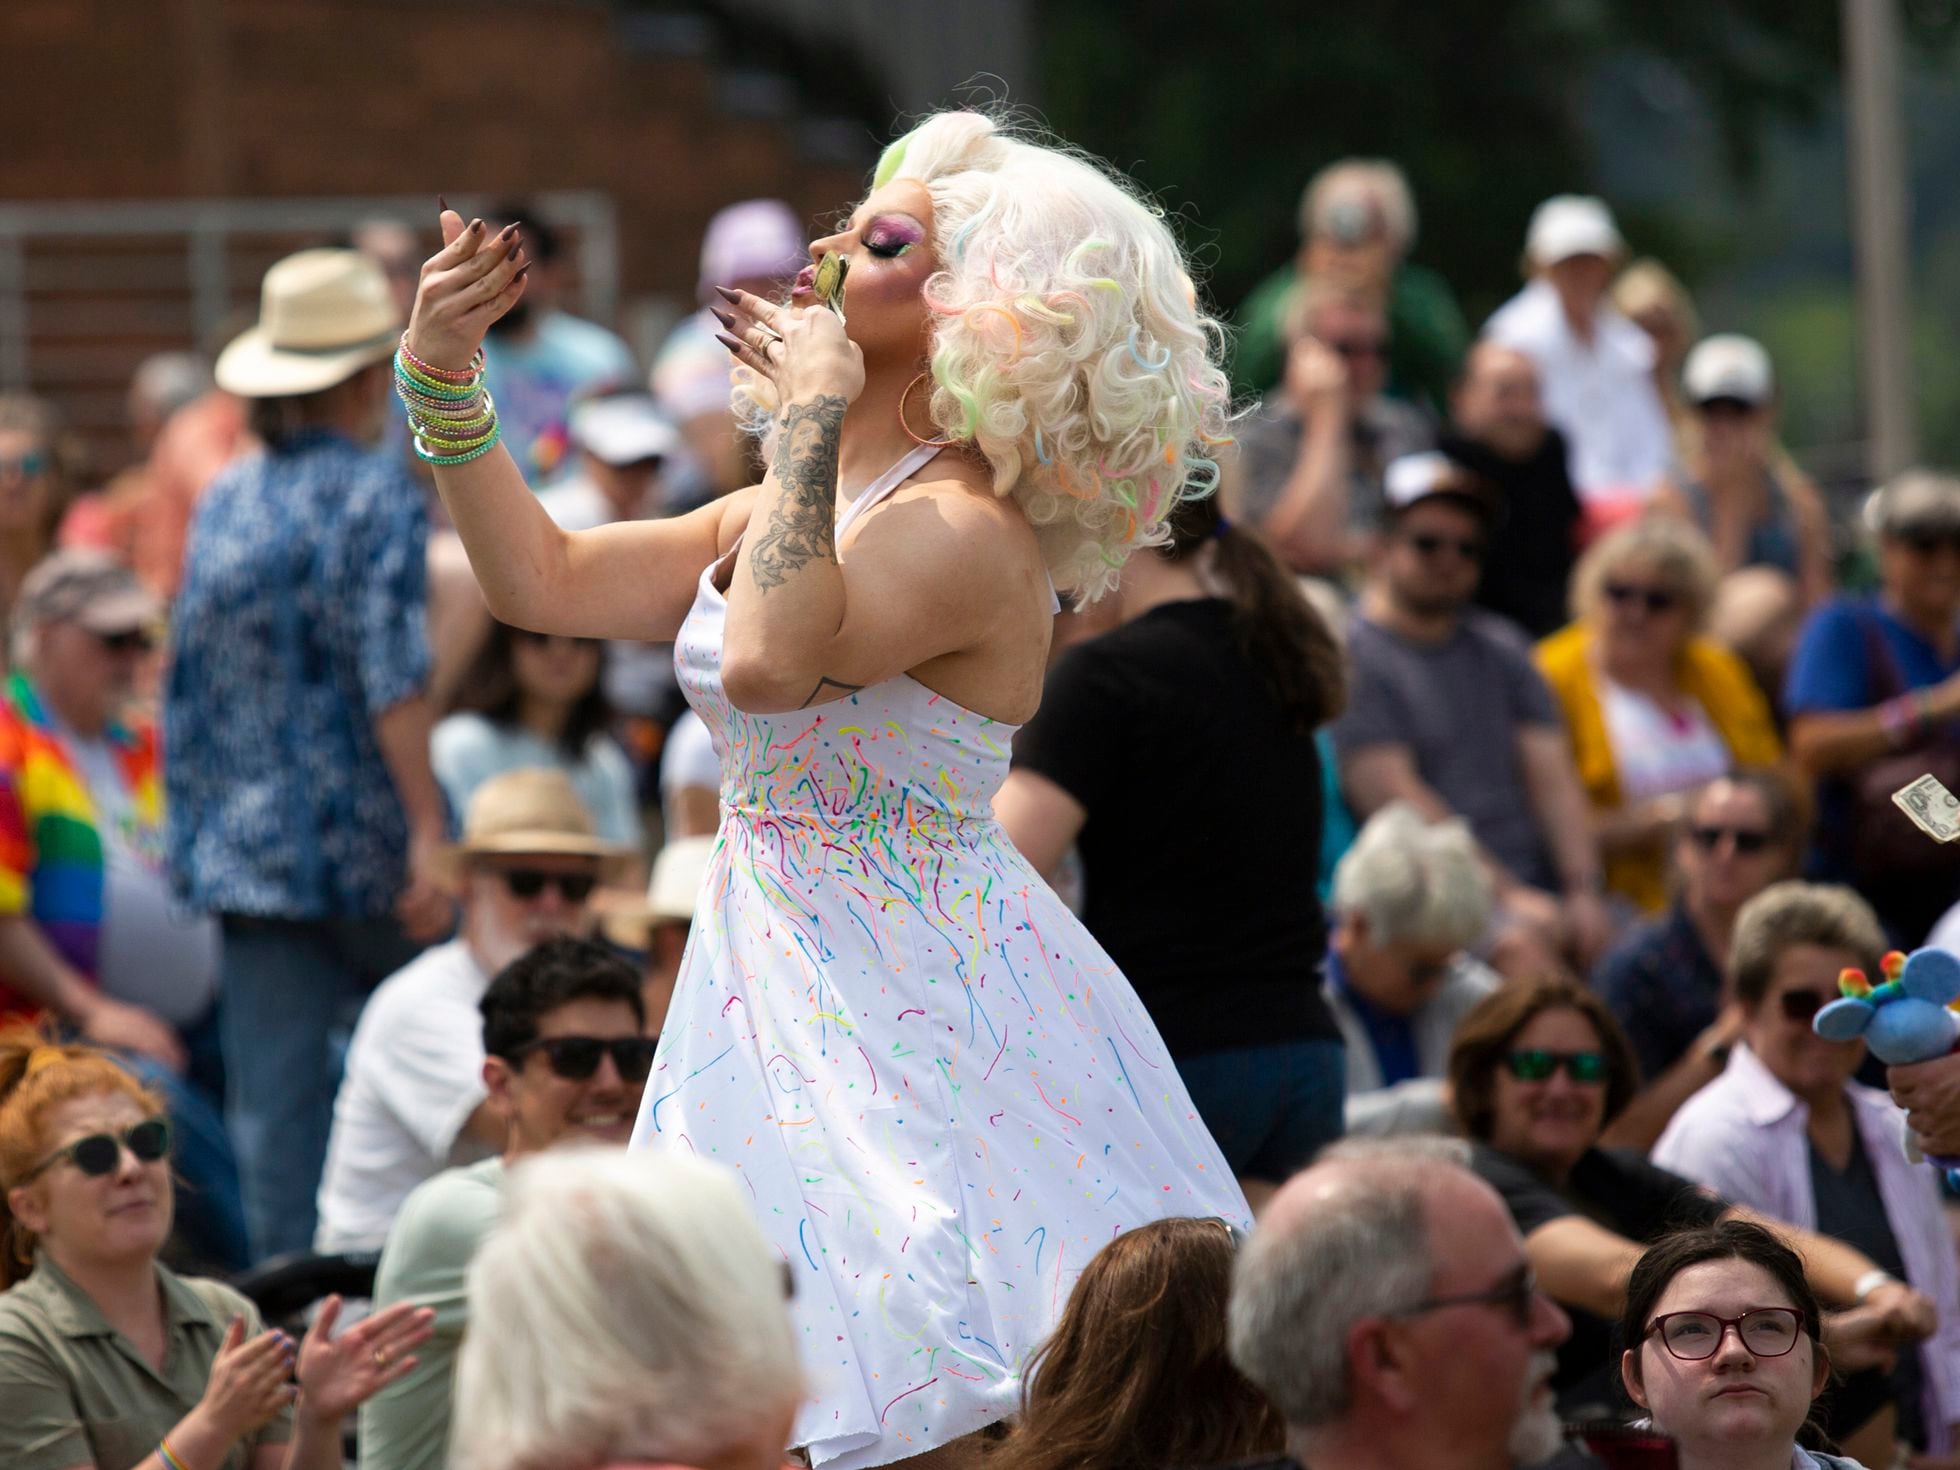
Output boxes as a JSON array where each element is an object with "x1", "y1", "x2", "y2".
[
  {"x1": 23, "y1": 1117, "x2": 172, "y2": 1181},
  {"x1": 1603, "y1": 582, "x2": 1681, "y2": 615},
  {"x1": 1899, "y1": 529, "x2": 1960, "y2": 556},
  {"x1": 1688, "y1": 825, "x2": 1772, "y2": 855},
  {"x1": 1777, "y1": 989, "x2": 1835, "y2": 1024},
  {"x1": 1404, "y1": 531, "x2": 1485, "y2": 563},
  {"x1": 512, "y1": 628, "x2": 600, "y2": 651},
  {"x1": 508, "y1": 1034, "x2": 657, "y2": 1082},
  {"x1": 498, "y1": 869, "x2": 599, "y2": 902},
  {"x1": 94, "y1": 629, "x2": 155, "y2": 655},
  {"x1": 1504, "y1": 1049, "x2": 1607, "y2": 1084}
]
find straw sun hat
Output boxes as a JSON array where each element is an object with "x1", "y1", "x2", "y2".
[
  {"x1": 434, "y1": 768, "x2": 633, "y2": 891},
  {"x1": 214, "y1": 247, "x2": 403, "y2": 398}
]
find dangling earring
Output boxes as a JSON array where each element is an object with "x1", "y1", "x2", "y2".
[{"x1": 898, "y1": 371, "x2": 960, "y2": 448}]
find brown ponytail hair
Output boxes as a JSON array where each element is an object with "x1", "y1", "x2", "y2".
[
  {"x1": 1163, "y1": 494, "x2": 1345, "y2": 733},
  {"x1": 0, "y1": 1022, "x2": 164, "y2": 1285}
]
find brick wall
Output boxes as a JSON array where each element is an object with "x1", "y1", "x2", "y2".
[{"x1": 0, "y1": 0, "x2": 876, "y2": 473}]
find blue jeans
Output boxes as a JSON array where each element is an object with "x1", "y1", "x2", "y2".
[
  {"x1": 1175, "y1": 1038, "x2": 1347, "y2": 1183},
  {"x1": 219, "y1": 915, "x2": 422, "y2": 1262}
]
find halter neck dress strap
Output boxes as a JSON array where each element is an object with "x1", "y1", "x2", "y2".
[{"x1": 833, "y1": 442, "x2": 1061, "y2": 613}]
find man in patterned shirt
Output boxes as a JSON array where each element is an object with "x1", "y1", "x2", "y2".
[{"x1": 165, "y1": 249, "x2": 452, "y2": 1261}]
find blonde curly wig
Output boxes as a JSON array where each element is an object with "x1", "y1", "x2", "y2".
[{"x1": 734, "y1": 111, "x2": 1234, "y2": 601}]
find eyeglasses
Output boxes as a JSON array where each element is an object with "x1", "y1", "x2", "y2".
[
  {"x1": 1504, "y1": 1049, "x2": 1608, "y2": 1084},
  {"x1": 1603, "y1": 582, "x2": 1681, "y2": 615},
  {"x1": 1688, "y1": 825, "x2": 1771, "y2": 855},
  {"x1": 93, "y1": 629, "x2": 155, "y2": 655},
  {"x1": 1403, "y1": 531, "x2": 1485, "y2": 563},
  {"x1": 1648, "y1": 1307, "x2": 1803, "y2": 1362},
  {"x1": 1324, "y1": 336, "x2": 1389, "y2": 361},
  {"x1": 1399, "y1": 1262, "x2": 1540, "y2": 1331},
  {"x1": 497, "y1": 869, "x2": 599, "y2": 903},
  {"x1": 1898, "y1": 529, "x2": 1960, "y2": 557},
  {"x1": 507, "y1": 1034, "x2": 658, "y2": 1082},
  {"x1": 512, "y1": 628, "x2": 599, "y2": 651},
  {"x1": 22, "y1": 1117, "x2": 172, "y2": 1181},
  {"x1": 0, "y1": 451, "x2": 48, "y2": 479},
  {"x1": 1777, "y1": 989, "x2": 1835, "y2": 1024}
]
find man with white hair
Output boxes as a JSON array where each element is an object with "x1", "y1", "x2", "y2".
[
  {"x1": 1483, "y1": 196, "x2": 1672, "y2": 513},
  {"x1": 1232, "y1": 158, "x2": 1470, "y2": 412},
  {"x1": 1325, "y1": 804, "x2": 1501, "y2": 1135},
  {"x1": 1228, "y1": 1137, "x2": 1571, "y2": 1470}
]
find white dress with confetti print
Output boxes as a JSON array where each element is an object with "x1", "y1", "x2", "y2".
[{"x1": 629, "y1": 443, "x2": 1249, "y2": 1469}]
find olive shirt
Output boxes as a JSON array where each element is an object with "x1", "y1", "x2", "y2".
[{"x1": 0, "y1": 1255, "x2": 292, "y2": 1470}]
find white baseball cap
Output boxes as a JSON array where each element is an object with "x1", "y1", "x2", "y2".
[
  {"x1": 1525, "y1": 195, "x2": 1625, "y2": 267},
  {"x1": 1384, "y1": 451, "x2": 1495, "y2": 519},
  {"x1": 570, "y1": 395, "x2": 679, "y2": 466},
  {"x1": 1682, "y1": 334, "x2": 1773, "y2": 408}
]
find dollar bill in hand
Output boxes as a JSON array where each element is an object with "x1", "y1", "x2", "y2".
[{"x1": 1894, "y1": 773, "x2": 1960, "y2": 844}]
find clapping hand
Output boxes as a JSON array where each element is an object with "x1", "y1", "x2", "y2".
[{"x1": 293, "y1": 1295, "x2": 436, "y2": 1427}]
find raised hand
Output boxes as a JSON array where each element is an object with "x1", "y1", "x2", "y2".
[
  {"x1": 711, "y1": 285, "x2": 865, "y2": 409},
  {"x1": 403, "y1": 203, "x2": 528, "y2": 373},
  {"x1": 293, "y1": 1294, "x2": 437, "y2": 1427},
  {"x1": 196, "y1": 1315, "x2": 297, "y2": 1440}
]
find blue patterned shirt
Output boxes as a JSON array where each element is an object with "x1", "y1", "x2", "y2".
[{"x1": 165, "y1": 429, "x2": 429, "y2": 919}]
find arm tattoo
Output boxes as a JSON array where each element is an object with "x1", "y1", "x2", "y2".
[
  {"x1": 750, "y1": 394, "x2": 849, "y2": 592},
  {"x1": 799, "y1": 676, "x2": 864, "y2": 708}
]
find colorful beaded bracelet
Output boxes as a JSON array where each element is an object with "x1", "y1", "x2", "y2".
[
  {"x1": 401, "y1": 391, "x2": 495, "y2": 427},
  {"x1": 414, "y1": 425, "x2": 503, "y2": 465},
  {"x1": 395, "y1": 361, "x2": 480, "y2": 401},
  {"x1": 398, "y1": 337, "x2": 483, "y2": 384},
  {"x1": 416, "y1": 420, "x2": 501, "y2": 453}
]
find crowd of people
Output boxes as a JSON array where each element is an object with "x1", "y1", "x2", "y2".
[{"x1": 1, "y1": 117, "x2": 1960, "y2": 1470}]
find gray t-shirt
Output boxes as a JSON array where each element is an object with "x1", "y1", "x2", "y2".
[
  {"x1": 1234, "y1": 390, "x2": 1435, "y2": 537},
  {"x1": 1332, "y1": 610, "x2": 1561, "y2": 890}
]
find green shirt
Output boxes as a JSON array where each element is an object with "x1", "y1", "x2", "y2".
[
  {"x1": 358, "y1": 1155, "x2": 506, "y2": 1470},
  {"x1": 1230, "y1": 260, "x2": 1471, "y2": 414},
  {"x1": 0, "y1": 1256, "x2": 292, "y2": 1470}
]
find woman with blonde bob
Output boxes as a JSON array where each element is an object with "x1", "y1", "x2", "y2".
[
  {"x1": 451, "y1": 1150, "x2": 801, "y2": 1470},
  {"x1": 1535, "y1": 516, "x2": 1782, "y2": 913},
  {"x1": 409, "y1": 111, "x2": 1248, "y2": 1470}
]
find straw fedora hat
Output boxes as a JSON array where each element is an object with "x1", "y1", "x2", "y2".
[
  {"x1": 215, "y1": 248, "x2": 402, "y2": 398},
  {"x1": 435, "y1": 768, "x2": 634, "y2": 891}
]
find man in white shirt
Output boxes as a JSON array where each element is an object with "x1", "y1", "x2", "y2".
[
  {"x1": 359, "y1": 935, "x2": 651, "y2": 1470},
  {"x1": 313, "y1": 767, "x2": 629, "y2": 1252},
  {"x1": 1482, "y1": 195, "x2": 1672, "y2": 515}
]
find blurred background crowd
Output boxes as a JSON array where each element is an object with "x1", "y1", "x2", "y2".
[{"x1": 10, "y1": 4, "x2": 1960, "y2": 1470}]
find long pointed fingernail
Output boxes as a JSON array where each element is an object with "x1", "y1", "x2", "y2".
[
  {"x1": 470, "y1": 219, "x2": 484, "y2": 235},
  {"x1": 514, "y1": 264, "x2": 532, "y2": 282},
  {"x1": 710, "y1": 307, "x2": 735, "y2": 329},
  {"x1": 715, "y1": 332, "x2": 744, "y2": 352},
  {"x1": 438, "y1": 194, "x2": 449, "y2": 213},
  {"x1": 715, "y1": 285, "x2": 741, "y2": 302}
]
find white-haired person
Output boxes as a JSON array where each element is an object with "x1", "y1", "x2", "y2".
[
  {"x1": 450, "y1": 1149, "x2": 800, "y2": 1470},
  {"x1": 1323, "y1": 803, "x2": 1500, "y2": 1137},
  {"x1": 1230, "y1": 158, "x2": 1469, "y2": 413},
  {"x1": 404, "y1": 112, "x2": 1249, "y2": 1470}
]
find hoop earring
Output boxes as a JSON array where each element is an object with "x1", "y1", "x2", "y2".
[{"x1": 898, "y1": 372, "x2": 960, "y2": 449}]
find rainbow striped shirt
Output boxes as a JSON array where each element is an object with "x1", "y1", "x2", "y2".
[{"x1": 0, "y1": 672, "x2": 161, "y2": 1018}]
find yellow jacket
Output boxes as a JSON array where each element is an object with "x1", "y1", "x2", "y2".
[{"x1": 1534, "y1": 623, "x2": 1783, "y2": 913}]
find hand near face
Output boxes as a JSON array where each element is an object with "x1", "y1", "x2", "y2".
[
  {"x1": 713, "y1": 288, "x2": 865, "y2": 410},
  {"x1": 1284, "y1": 334, "x2": 1350, "y2": 425}
]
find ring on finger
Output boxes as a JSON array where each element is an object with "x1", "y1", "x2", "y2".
[{"x1": 372, "y1": 1347, "x2": 392, "y2": 1370}]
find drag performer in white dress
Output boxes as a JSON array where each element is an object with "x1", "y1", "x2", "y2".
[{"x1": 405, "y1": 112, "x2": 1249, "y2": 1470}]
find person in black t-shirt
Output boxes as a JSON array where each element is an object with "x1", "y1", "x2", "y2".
[
  {"x1": 997, "y1": 493, "x2": 1347, "y2": 1209},
  {"x1": 1447, "y1": 976, "x2": 1938, "y2": 1423},
  {"x1": 1443, "y1": 341, "x2": 1584, "y2": 640}
]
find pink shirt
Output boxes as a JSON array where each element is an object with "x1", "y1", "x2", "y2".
[{"x1": 1654, "y1": 1042, "x2": 1960, "y2": 1449}]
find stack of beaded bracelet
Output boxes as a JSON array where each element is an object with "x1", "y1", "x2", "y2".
[{"x1": 394, "y1": 336, "x2": 501, "y2": 466}]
